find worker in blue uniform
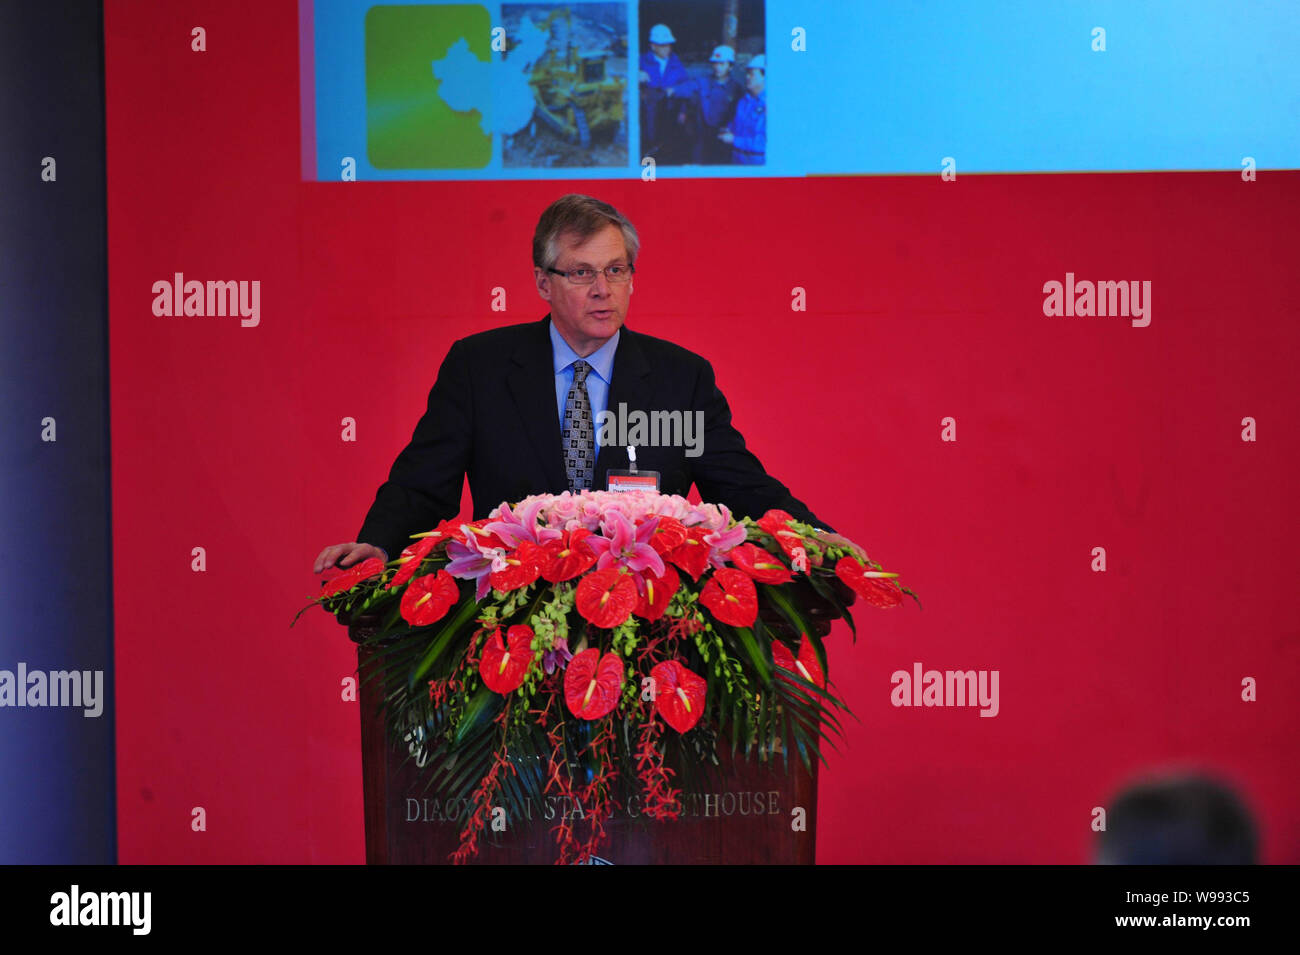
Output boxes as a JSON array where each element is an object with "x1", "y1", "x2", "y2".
[
  {"x1": 691, "y1": 45, "x2": 743, "y2": 164},
  {"x1": 719, "y1": 54, "x2": 765, "y2": 165},
  {"x1": 638, "y1": 23, "x2": 689, "y2": 152}
]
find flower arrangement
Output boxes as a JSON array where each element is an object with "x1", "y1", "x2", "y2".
[{"x1": 295, "y1": 490, "x2": 915, "y2": 864}]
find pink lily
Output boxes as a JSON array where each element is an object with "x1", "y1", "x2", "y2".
[
  {"x1": 586, "y1": 509, "x2": 665, "y2": 580},
  {"x1": 485, "y1": 498, "x2": 561, "y2": 549},
  {"x1": 704, "y1": 521, "x2": 748, "y2": 570},
  {"x1": 445, "y1": 531, "x2": 505, "y2": 601}
]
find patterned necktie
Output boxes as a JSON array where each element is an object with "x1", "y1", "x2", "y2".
[{"x1": 562, "y1": 359, "x2": 595, "y2": 492}]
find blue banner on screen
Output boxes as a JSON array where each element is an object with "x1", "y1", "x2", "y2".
[{"x1": 300, "y1": 0, "x2": 1300, "y2": 180}]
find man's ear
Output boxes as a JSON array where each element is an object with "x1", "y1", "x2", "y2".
[{"x1": 534, "y1": 267, "x2": 552, "y2": 302}]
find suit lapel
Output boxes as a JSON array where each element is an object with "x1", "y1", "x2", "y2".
[
  {"x1": 595, "y1": 326, "x2": 652, "y2": 483},
  {"x1": 508, "y1": 315, "x2": 568, "y2": 492}
]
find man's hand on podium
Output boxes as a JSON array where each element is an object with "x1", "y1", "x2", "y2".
[
  {"x1": 312, "y1": 541, "x2": 389, "y2": 576},
  {"x1": 811, "y1": 530, "x2": 866, "y2": 562}
]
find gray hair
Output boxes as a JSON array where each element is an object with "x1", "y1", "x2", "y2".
[{"x1": 532, "y1": 194, "x2": 640, "y2": 271}]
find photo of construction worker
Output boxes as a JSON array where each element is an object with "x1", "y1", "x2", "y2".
[
  {"x1": 693, "y1": 45, "x2": 745, "y2": 163},
  {"x1": 718, "y1": 52, "x2": 764, "y2": 165},
  {"x1": 637, "y1": 0, "x2": 765, "y2": 166},
  {"x1": 638, "y1": 21, "x2": 689, "y2": 155}
]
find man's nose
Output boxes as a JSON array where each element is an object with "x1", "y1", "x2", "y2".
[{"x1": 589, "y1": 271, "x2": 611, "y2": 295}]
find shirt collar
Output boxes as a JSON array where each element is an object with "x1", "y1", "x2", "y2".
[{"x1": 549, "y1": 318, "x2": 620, "y2": 384}]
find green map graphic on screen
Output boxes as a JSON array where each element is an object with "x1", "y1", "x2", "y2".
[{"x1": 365, "y1": 4, "x2": 492, "y2": 169}]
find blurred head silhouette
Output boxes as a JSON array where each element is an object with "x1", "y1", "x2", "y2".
[{"x1": 1096, "y1": 771, "x2": 1258, "y2": 865}]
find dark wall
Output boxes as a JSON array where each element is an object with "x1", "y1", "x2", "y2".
[{"x1": 0, "y1": 0, "x2": 115, "y2": 863}]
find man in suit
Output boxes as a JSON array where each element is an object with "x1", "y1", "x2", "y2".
[{"x1": 312, "y1": 194, "x2": 858, "y2": 574}]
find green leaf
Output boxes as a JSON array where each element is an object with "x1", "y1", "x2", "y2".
[
  {"x1": 453, "y1": 686, "x2": 502, "y2": 749},
  {"x1": 713, "y1": 621, "x2": 771, "y2": 685},
  {"x1": 441, "y1": 735, "x2": 498, "y2": 801},
  {"x1": 378, "y1": 599, "x2": 404, "y2": 635},
  {"x1": 409, "y1": 597, "x2": 482, "y2": 691},
  {"x1": 760, "y1": 583, "x2": 818, "y2": 646},
  {"x1": 806, "y1": 573, "x2": 856, "y2": 641}
]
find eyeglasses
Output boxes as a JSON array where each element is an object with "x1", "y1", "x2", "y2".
[{"x1": 546, "y1": 264, "x2": 635, "y2": 285}]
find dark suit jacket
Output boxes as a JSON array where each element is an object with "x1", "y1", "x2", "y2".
[{"x1": 356, "y1": 315, "x2": 831, "y2": 560}]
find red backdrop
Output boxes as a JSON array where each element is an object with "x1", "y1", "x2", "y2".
[{"x1": 105, "y1": 0, "x2": 1299, "y2": 863}]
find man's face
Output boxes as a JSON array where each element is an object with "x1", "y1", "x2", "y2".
[
  {"x1": 712, "y1": 60, "x2": 730, "y2": 79},
  {"x1": 746, "y1": 68, "x2": 764, "y2": 95},
  {"x1": 650, "y1": 42, "x2": 672, "y2": 58},
  {"x1": 535, "y1": 224, "x2": 633, "y2": 356}
]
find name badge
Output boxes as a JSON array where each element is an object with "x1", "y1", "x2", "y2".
[
  {"x1": 606, "y1": 445, "x2": 659, "y2": 492},
  {"x1": 606, "y1": 470, "x2": 660, "y2": 492}
]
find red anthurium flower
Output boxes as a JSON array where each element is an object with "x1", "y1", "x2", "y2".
[
  {"x1": 480, "y1": 625, "x2": 534, "y2": 694},
  {"x1": 463, "y1": 518, "x2": 507, "y2": 551},
  {"x1": 563, "y1": 647, "x2": 624, "y2": 719},
  {"x1": 388, "y1": 536, "x2": 442, "y2": 589},
  {"x1": 756, "y1": 509, "x2": 808, "y2": 560},
  {"x1": 400, "y1": 570, "x2": 460, "y2": 626},
  {"x1": 834, "y1": 557, "x2": 904, "y2": 609},
  {"x1": 321, "y1": 557, "x2": 385, "y2": 597},
  {"x1": 417, "y1": 517, "x2": 470, "y2": 548},
  {"x1": 633, "y1": 564, "x2": 681, "y2": 621},
  {"x1": 402, "y1": 535, "x2": 442, "y2": 563},
  {"x1": 727, "y1": 543, "x2": 794, "y2": 584},
  {"x1": 756, "y1": 509, "x2": 794, "y2": 537},
  {"x1": 575, "y1": 568, "x2": 638, "y2": 629},
  {"x1": 665, "y1": 525, "x2": 711, "y2": 580},
  {"x1": 647, "y1": 516, "x2": 687, "y2": 555},
  {"x1": 539, "y1": 528, "x2": 598, "y2": 582},
  {"x1": 772, "y1": 637, "x2": 826, "y2": 688},
  {"x1": 650, "y1": 660, "x2": 707, "y2": 733},
  {"x1": 489, "y1": 540, "x2": 544, "y2": 592},
  {"x1": 698, "y1": 568, "x2": 758, "y2": 627}
]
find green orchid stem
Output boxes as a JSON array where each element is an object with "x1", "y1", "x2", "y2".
[{"x1": 519, "y1": 583, "x2": 548, "y2": 629}]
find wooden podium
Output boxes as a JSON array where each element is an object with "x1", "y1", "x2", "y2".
[{"x1": 349, "y1": 618, "x2": 818, "y2": 864}]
